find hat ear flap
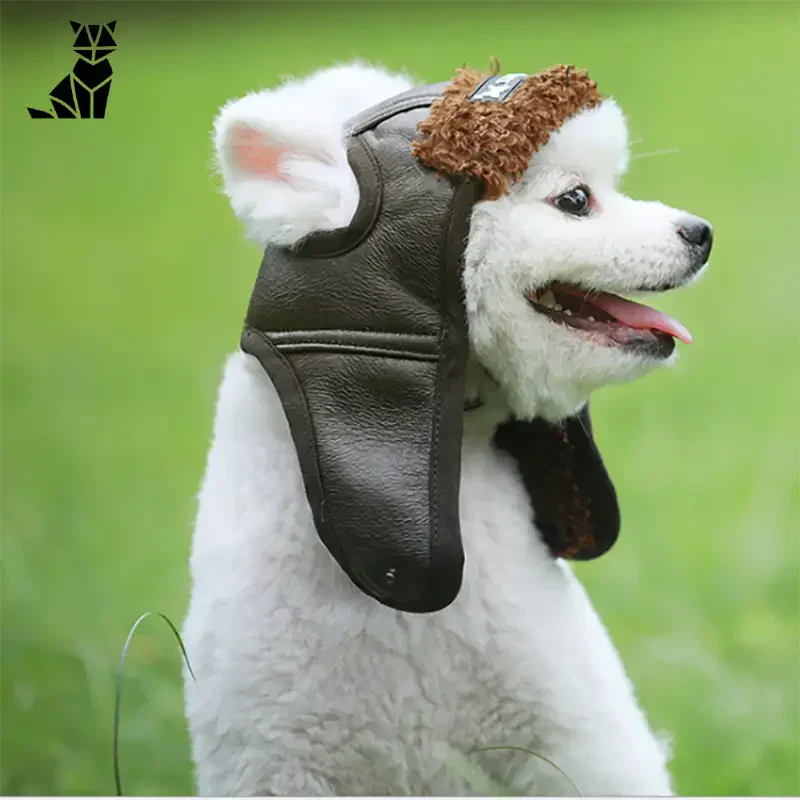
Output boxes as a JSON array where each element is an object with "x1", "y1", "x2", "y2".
[
  {"x1": 241, "y1": 120, "x2": 483, "y2": 612},
  {"x1": 494, "y1": 404, "x2": 620, "y2": 560}
]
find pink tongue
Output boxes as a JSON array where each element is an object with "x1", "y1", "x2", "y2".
[{"x1": 588, "y1": 292, "x2": 692, "y2": 344}]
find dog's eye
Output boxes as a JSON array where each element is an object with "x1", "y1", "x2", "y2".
[{"x1": 554, "y1": 186, "x2": 591, "y2": 217}]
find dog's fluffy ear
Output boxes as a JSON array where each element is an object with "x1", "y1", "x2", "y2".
[{"x1": 213, "y1": 90, "x2": 359, "y2": 247}]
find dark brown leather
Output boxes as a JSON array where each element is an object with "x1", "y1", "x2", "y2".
[
  {"x1": 242, "y1": 86, "x2": 482, "y2": 612},
  {"x1": 241, "y1": 82, "x2": 621, "y2": 613},
  {"x1": 494, "y1": 405, "x2": 620, "y2": 561}
]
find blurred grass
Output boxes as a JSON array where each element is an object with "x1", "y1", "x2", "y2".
[{"x1": 1, "y1": 1, "x2": 798, "y2": 795}]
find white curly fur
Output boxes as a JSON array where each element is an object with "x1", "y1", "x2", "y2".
[{"x1": 183, "y1": 62, "x2": 711, "y2": 796}]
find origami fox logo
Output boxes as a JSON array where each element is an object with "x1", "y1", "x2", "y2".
[{"x1": 27, "y1": 21, "x2": 117, "y2": 119}]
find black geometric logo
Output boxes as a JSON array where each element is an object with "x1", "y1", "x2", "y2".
[{"x1": 27, "y1": 21, "x2": 117, "y2": 119}]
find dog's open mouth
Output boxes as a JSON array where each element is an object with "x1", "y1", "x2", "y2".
[{"x1": 525, "y1": 282, "x2": 691, "y2": 357}]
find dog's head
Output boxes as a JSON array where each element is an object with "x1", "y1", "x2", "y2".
[
  {"x1": 213, "y1": 63, "x2": 712, "y2": 609},
  {"x1": 69, "y1": 21, "x2": 117, "y2": 64},
  {"x1": 412, "y1": 66, "x2": 712, "y2": 422},
  {"x1": 216, "y1": 64, "x2": 711, "y2": 423}
]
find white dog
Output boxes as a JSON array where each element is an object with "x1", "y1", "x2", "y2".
[{"x1": 182, "y1": 62, "x2": 712, "y2": 796}]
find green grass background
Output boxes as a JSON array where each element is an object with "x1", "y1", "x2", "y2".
[{"x1": 1, "y1": 1, "x2": 798, "y2": 795}]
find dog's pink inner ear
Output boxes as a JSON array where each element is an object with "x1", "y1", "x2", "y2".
[{"x1": 230, "y1": 126, "x2": 288, "y2": 180}]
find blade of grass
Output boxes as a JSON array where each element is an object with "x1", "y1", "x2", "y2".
[
  {"x1": 113, "y1": 611, "x2": 196, "y2": 797},
  {"x1": 472, "y1": 745, "x2": 582, "y2": 796}
]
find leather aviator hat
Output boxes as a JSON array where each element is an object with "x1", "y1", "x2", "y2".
[{"x1": 241, "y1": 65, "x2": 621, "y2": 613}]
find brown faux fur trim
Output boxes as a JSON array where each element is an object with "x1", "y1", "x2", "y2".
[{"x1": 412, "y1": 63, "x2": 601, "y2": 200}]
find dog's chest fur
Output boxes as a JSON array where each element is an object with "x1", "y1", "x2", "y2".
[{"x1": 183, "y1": 350, "x2": 665, "y2": 796}]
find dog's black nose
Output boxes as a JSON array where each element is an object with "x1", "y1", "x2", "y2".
[{"x1": 677, "y1": 217, "x2": 713, "y2": 263}]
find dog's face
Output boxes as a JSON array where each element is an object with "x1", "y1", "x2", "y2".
[
  {"x1": 70, "y1": 21, "x2": 117, "y2": 64},
  {"x1": 463, "y1": 99, "x2": 712, "y2": 420}
]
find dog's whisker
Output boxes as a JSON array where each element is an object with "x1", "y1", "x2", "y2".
[{"x1": 630, "y1": 148, "x2": 681, "y2": 161}]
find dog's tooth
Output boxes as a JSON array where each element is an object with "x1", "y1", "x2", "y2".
[
  {"x1": 588, "y1": 315, "x2": 595, "y2": 322},
  {"x1": 554, "y1": 303, "x2": 563, "y2": 312},
  {"x1": 540, "y1": 290, "x2": 556, "y2": 308},
  {"x1": 564, "y1": 309, "x2": 573, "y2": 316}
]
